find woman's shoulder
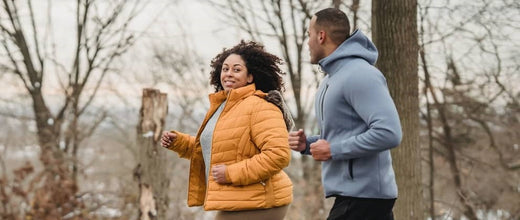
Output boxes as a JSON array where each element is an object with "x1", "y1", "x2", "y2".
[
  {"x1": 243, "y1": 93, "x2": 269, "y2": 105},
  {"x1": 239, "y1": 92, "x2": 279, "y2": 111}
]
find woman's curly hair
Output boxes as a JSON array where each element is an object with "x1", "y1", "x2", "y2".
[{"x1": 209, "y1": 40, "x2": 285, "y2": 93}]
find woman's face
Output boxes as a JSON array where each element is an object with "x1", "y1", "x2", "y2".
[{"x1": 220, "y1": 54, "x2": 253, "y2": 91}]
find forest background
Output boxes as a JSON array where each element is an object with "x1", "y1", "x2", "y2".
[{"x1": 0, "y1": 0, "x2": 518, "y2": 219}]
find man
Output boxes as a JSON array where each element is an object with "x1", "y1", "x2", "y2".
[{"x1": 289, "y1": 8, "x2": 402, "y2": 220}]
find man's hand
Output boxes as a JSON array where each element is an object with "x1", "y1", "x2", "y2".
[
  {"x1": 212, "y1": 164, "x2": 230, "y2": 184},
  {"x1": 310, "y1": 139, "x2": 331, "y2": 161},
  {"x1": 289, "y1": 129, "x2": 307, "y2": 152},
  {"x1": 161, "y1": 131, "x2": 177, "y2": 148}
]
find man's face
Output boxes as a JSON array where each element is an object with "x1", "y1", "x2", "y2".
[{"x1": 307, "y1": 16, "x2": 323, "y2": 64}]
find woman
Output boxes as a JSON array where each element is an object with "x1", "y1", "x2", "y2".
[{"x1": 161, "y1": 40, "x2": 293, "y2": 220}]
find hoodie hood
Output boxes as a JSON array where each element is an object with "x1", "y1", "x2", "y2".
[{"x1": 318, "y1": 29, "x2": 378, "y2": 75}]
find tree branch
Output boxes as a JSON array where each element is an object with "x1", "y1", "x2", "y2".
[{"x1": 27, "y1": 0, "x2": 44, "y2": 80}]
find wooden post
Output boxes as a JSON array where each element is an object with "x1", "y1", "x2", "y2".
[{"x1": 135, "y1": 88, "x2": 169, "y2": 220}]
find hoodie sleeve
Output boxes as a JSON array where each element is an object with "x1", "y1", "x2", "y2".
[
  {"x1": 330, "y1": 67, "x2": 402, "y2": 160},
  {"x1": 301, "y1": 135, "x2": 319, "y2": 155},
  {"x1": 225, "y1": 100, "x2": 291, "y2": 186}
]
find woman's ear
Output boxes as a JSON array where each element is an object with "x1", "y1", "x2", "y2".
[{"x1": 247, "y1": 74, "x2": 254, "y2": 83}]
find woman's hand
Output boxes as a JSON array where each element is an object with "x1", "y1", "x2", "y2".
[
  {"x1": 212, "y1": 164, "x2": 230, "y2": 184},
  {"x1": 161, "y1": 131, "x2": 177, "y2": 148}
]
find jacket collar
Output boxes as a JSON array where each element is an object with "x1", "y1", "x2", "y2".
[{"x1": 208, "y1": 84, "x2": 265, "y2": 110}]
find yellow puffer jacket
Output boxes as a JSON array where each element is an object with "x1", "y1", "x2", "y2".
[{"x1": 166, "y1": 84, "x2": 293, "y2": 211}]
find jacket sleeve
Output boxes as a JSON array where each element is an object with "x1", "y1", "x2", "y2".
[
  {"x1": 225, "y1": 101, "x2": 291, "y2": 186},
  {"x1": 165, "y1": 130, "x2": 196, "y2": 159}
]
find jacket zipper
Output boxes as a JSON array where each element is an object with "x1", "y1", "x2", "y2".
[
  {"x1": 319, "y1": 84, "x2": 329, "y2": 121},
  {"x1": 203, "y1": 91, "x2": 231, "y2": 206},
  {"x1": 319, "y1": 84, "x2": 329, "y2": 139},
  {"x1": 349, "y1": 159, "x2": 354, "y2": 179}
]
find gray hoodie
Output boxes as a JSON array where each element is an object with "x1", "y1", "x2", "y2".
[{"x1": 304, "y1": 29, "x2": 402, "y2": 199}]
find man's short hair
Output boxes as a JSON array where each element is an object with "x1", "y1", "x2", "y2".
[{"x1": 314, "y1": 8, "x2": 350, "y2": 45}]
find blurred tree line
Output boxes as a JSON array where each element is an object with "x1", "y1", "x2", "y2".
[{"x1": 0, "y1": 0, "x2": 518, "y2": 219}]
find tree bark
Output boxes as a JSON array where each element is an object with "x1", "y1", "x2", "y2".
[
  {"x1": 135, "y1": 88, "x2": 170, "y2": 220},
  {"x1": 300, "y1": 157, "x2": 324, "y2": 220},
  {"x1": 332, "y1": 0, "x2": 342, "y2": 9},
  {"x1": 350, "y1": 0, "x2": 360, "y2": 30},
  {"x1": 372, "y1": 0, "x2": 423, "y2": 219},
  {"x1": 29, "y1": 89, "x2": 81, "y2": 219},
  {"x1": 419, "y1": 7, "x2": 436, "y2": 219},
  {"x1": 421, "y1": 45, "x2": 436, "y2": 220}
]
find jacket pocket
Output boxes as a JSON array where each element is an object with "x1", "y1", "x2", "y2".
[
  {"x1": 349, "y1": 159, "x2": 355, "y2": 179},
  {"x1": 263, "y1": 178, "x2": 275, "y2": 208}
]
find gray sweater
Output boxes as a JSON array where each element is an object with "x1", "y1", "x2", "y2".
[
  {"x1": 200, "y1": 101, "x2": 226, "y2": 180},
  {"x1": 303, "y1": 30, "x2": 402, "y2": 199}
]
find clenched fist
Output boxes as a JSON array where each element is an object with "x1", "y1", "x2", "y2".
[
  {"x1": 288, "y1": 129, "x2": 307, "y2": 152},
  {"x1": 310, "y1": 139, "x2": 331, "y2": 161},
  {"x1": 161, "y1": 131, "x2": 177, "y2": 148}
]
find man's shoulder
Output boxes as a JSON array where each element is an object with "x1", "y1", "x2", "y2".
[
  {"x1": 340, "y1": 58, "x2": 379, "y2": 72},
  {"x1": 335, "y1": 61, "x2": 383, "y2": 82}
]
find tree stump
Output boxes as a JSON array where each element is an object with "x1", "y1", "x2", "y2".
[{"x1": 135, "y1": 88, "x2": 169, "y2": 220}]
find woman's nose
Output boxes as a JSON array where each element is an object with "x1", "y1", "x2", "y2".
[{"x1": 222, "y1": 69, "x2": 231, "y2": 77}]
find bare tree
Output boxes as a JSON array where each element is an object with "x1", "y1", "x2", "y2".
[
  {"x1": 418, "y1": 0, "x2": 520, "y2": 219},
  {"x1": 332, "y1": 0, "x2": 342, "y2": 9},
  {"x1": 372, "y1": 0, "x2": 423, "y2": 219},
  {"x1": 350, "y1": 0, "x2": 360, "y2": 30},
  {"x1": 0, "y1": 0, "x2": 145, "y2": 218},
  {"x1": 418, "y1": 3, "x2": 436, "y2": 219}
]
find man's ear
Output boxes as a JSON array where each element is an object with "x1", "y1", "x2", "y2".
[{"x1": 318, "y1": 31, "x2": 326, "y2": 44}]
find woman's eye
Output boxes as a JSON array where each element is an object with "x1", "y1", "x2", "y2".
[
  {"x1": 234, "y1": 68, "x2": 240, "y2": 72},
  {"x1": 222, "y1": 67, "x2": 228, "y2": 71}
]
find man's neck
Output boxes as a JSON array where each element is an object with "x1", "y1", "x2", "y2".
[{"x1": 323, "y1": 44, "x2": 339, "y2": 58}]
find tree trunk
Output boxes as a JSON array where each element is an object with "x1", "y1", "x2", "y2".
[
  {"x1": 372, "y1": 0, "x2": 423, "y2": 219},
  {"x1": 301, "y1": 158, "x2": 324, "y2": 220},
  {"x1": 135, "y1": 88, "x2": 169, "y2": 220},
  {"x1": 293, "y1": 113, "x2": 325, "y2": 220},
  {"x1": 421, "y1": 48, "x2": 436, "y2": 219},
  {"x1": 28, "y1": 91, "x2": 82, "y2": 219},
  {"x1": 332, "y1": 0, "x2": 342, "y2": 9},
  {"x1": 425, "y1": 59, "x2": 478, "y2": 220},
  {"x1": 350, "y1": 0, "x2": 360, "y2": 30}
]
